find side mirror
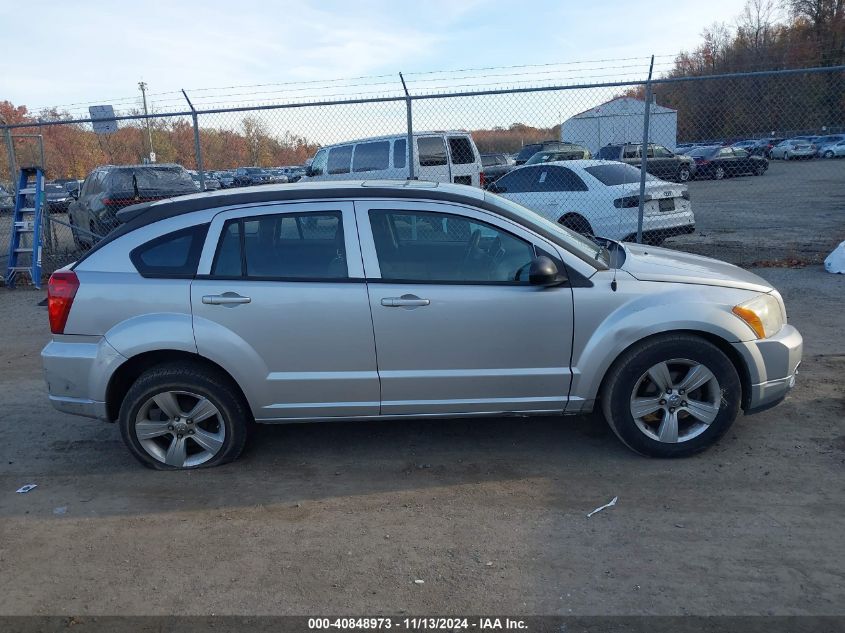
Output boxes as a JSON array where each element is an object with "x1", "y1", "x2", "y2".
[
  {"x1": 69, "y1": 188, "x2": 79, "y2": 199},
  {"x1": 304, "y1": 166, "x2": 315, "y2": 177},
  {"x1": 529, "y1": 256, "x2": 567, "y2": 286}
]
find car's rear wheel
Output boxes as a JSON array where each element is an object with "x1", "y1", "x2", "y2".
[
  {"x1": 677, "y1": 165, "x2": 691, "y2": 182},
  {"x1": 119, "y1": 362, "x2": 249, "y2": 470},
  {"x1": 558, "y1": 214, "x2": 593, "y2": 237},
  {"x1": 601, "y1": 334, "x2": 741, "y2": 458},
  {"x1": 824, "y1": 150, "x2": 834, "y2": 159},
  {"x1": 713, "y1": 166, "x2": 725, "y2": 180},
  {"x1": 754, "y1": 163, "x2": 766, "y2": 176}
]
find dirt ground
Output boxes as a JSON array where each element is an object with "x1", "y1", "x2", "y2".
[{"x1": 0, "y1": 266, "x2": 843, "y2": 616}]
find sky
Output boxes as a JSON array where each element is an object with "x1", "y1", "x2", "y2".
[{"x1": 0, "y1": 0, "x2": 752, "y2": 143}]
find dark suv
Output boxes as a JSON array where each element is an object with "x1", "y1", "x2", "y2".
[
  {"x1": 595, "y1": 143, "x2": 695, "y2": 182},
  {"x1": 68, "y1": 164, "x2": 196, "y2": 248}
]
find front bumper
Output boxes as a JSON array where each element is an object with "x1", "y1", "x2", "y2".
[
  {"x1": 42, "y1": 336, "x2": 126, "y2": 422},
  {"x1": 732, "y1": 324, "x2": 803, "y2": 414}
]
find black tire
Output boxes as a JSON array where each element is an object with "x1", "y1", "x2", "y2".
[
  {"x1": 824, "y1": 150, "x2": 834, "y2": 159},
  {"x1": 559, "y1": 214, "x2": 593, "y2": 237},
  {"x1": 713, "y1": 165, "x2": 725, "y2": 180},
  {"x1": 754, "y1": 163, "x2": 766, "y2": 176},
  {"x1": 118, "y1": 362, "x2": 250, "y2": 470},
  {"x1": 600, "y1": 334, "x2": 741, "y2": 458},
  {"x1": 677, "y1": 165, "x2": 691, "y2": 182}
]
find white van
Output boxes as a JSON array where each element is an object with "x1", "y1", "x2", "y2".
[{"x1": 301, "y1": 131, "x2": 484, "y2": 187}]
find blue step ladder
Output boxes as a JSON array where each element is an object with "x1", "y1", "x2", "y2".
[{"x1": 5, "y1": 167, "x2": 45, "y2": 289}]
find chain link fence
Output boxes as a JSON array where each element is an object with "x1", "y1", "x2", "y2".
[{"x1": 2, "y1": 64, "x2": 844, "y2": 284}]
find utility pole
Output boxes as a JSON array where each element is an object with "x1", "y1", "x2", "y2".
[{"x1": 138, "y1": 81, "x2": 155, "y2": 162}]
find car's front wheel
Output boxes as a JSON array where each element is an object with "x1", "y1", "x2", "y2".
[
  {"x1": 754, "y1": 163, "x2": 766, "y2": 176},
  {"x1": 713, "y1": 165, "x2": 725, "y2": 180},
  {"x1": 677, "y1": 165, "x2": 691, "y2": 182},
  {"x1": 824, "y1": 150, "x2": 834, "y2": 159},
  {"x1": 601, "y1": 334, "x2": 741, "y2": 457},
  {"x1": 119, "y1": 362, "x2": 250, "y2": 469}
]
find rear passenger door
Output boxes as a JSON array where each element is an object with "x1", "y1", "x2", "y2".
[
  {"x1": 447, "y1": 135, "x2": 480, "y2": 187},
  {"x1": 191, "y1": 202, "x2": 380, "y2": 420}
]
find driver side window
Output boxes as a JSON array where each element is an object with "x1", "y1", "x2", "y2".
[{"x1": 368, "y1": 209, "x2": 536, "y2": 283}]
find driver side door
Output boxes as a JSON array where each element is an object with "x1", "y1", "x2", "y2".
[{"x1": 355, "y1": 200, "x2": 575, "y2": 416}]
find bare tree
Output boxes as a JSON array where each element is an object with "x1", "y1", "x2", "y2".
[{"x1": 738, "y1": 0, "x2": 781, "y2": 49}]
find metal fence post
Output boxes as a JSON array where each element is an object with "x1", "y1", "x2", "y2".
[
  {"x1": 636, "y1": 55, "x2": 655, "y2": 245},
  {"x1": 182, "y1": 89, "x2": 205, "y2": 190},
  {"x1": 399, "y1": 73, "x2": 415, "y2": 180}
]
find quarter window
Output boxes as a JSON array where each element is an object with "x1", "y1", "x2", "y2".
[
  {"x1": 417, "y1": 137, "x2": 447, "y2": 167},
  {"x1": 353, "y1": 141, "x2": 390, "y2": 172},
  {"x1": 130, "y1": 224, "x2": 209, "y2": 278},
  {"x1": 212, "y1": 212, "x2": 346, "y2": 279},
  {"x1": 369, "y1": 209, "x2": 536, "y2": 283}
]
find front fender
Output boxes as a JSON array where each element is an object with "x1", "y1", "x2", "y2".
[{"x1": 569, "y1": 278, "x2": 761, "y2": 408}]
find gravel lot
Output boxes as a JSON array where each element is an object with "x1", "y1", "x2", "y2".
[
  {"x1": 671, "y1": 158, "x2": 845, "y2": 264},
  {"x1": 0, "y1": 265, "x2": 843, "y2": 616}
]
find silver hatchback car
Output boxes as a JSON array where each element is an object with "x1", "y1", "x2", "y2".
[{"x1": 42, "y1": 181, "x2": 802, "y2": 469}]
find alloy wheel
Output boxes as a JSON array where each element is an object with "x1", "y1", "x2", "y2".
[
  {"x1": 134, "y1": 390, "x2": 226, "y2": 467},
  {"x1": 629, "y1": 359, "x2": 722, "y2": 443}
]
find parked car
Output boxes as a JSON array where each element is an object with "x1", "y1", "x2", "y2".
[
  {"x1": 524, "y1": 144, "x2": 592, "y2": 164},
  {"x1": 513, "y1": 140, "x2": 579, "y2": 165},
  {"x1": 769, "y1": 139, "x2": 816, "y2": 160},
  {"x1": 189, "y1": 172, "x2": 221, "y2": 191},
  {"x1": 42, "y1": 183, "x2": 74, "y2": 213},
  {"x1": 730, "y1": 140, "x2": 758, "y2": 152},
  {"x1": 674, "y1": 143, "x2": 697, "y2": 154},
  {"x1": 486, "y1": 159, "x2": 694, "y2": 245},
  {"x1": 594, "y1": 143, "x2": 695, "y2": 183},
  {"x1": 686, "y1": 146, "x2": 768, "y2": 179},
  {"x1": 42, "y1": 180, "x2": 801, "y2": 469},
  {"x1": 815, "y1": 135, "x2": 845, "y2": 156},
  {"x1": 232, "y1": 167, "x2": 274, "y2": 187},
  {"x1": 302, "y1": 131, "x2": 484, "y2": 188},
  {"x1": 481, "y1": 153, "x2": 513, "y2": 186},
  {"x1": 214, "y1": 171, "x2": 235, "y2": 188},
  {"x1": 818, "y1": 139, "x2": 845, "y2": 158},
  {"x1": 67, "y1": 164, "x2": 197, "y2": 249}
]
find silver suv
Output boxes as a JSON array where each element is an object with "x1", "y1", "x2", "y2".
[{"x1": 42, "y1": 181, "x2": 802, "y2": 469}]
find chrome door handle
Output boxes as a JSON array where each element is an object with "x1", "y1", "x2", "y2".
[
  {"x1": 202, "y1": 293, "x2": 251, "y2": 305},
  {"x1": 381, "y1": 295, "x2": 430, "y2": 307}
]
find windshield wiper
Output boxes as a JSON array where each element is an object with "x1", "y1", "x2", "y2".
[{"x1": 132, "y1": 173, "x2": 140, "y2": 199}]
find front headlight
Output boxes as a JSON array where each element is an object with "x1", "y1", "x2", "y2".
[{"x1": 732, "y1": 294, "x2": 784, "y2": 339}]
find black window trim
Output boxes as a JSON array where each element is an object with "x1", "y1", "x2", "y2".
[{"x1": 129, "y1": 223, "x2": 210, "y2": 279}]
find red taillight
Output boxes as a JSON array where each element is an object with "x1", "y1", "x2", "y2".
[
  {"x1": 479, "y1": 171, "x2": 486, "y2": 188},
  {"x1": 48, "y1": 271, "x2": 79, "y2": 334}
]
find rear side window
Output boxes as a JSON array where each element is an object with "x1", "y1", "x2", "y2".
[
  {"x1": 327, "y1": 146, "x2": 353, "y2": 174},
  {"x1": 130, "y1": 224, "x2": 209, "y2": 278},
  {"x1": 211, "y1": 212, "x2": 346, "y2": 279},
  {"x1": 353, "y1": 141, "x2": 390, "y2": 172},
  {"x1": 584, "y1": 164, "x2": 656, "y2": 186},
  {"x1": 393, "y1": 139, "x2": 406, "y2": 168},
  {"x1": 417, "y1": 137, "x2": 447, "y2": 167},
  {"x1": 448, "y1": 137, "x2": 476, "y2": 165}
]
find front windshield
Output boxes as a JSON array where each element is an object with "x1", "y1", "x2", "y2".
[{"x1": 486, "y1": 192, "x2": 609, "y2": 265}]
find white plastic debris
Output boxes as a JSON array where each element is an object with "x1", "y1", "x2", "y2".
[
  {"x1": 586, "y1": 496, "x2": 618, "y2": 518},
  {"x1": 414, "y1": 579, "x2": 425, "y2": 585},
  {"x1": 16, "y1": 484, "x2": 37, "y2": 494},
  {"x1": 825, "y1": 241, "x2": 845, "y2": 274}
]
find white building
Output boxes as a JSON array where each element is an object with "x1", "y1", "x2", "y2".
[{"x1": 561, "y1": 97, "x2": 678, "y2": 154}]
